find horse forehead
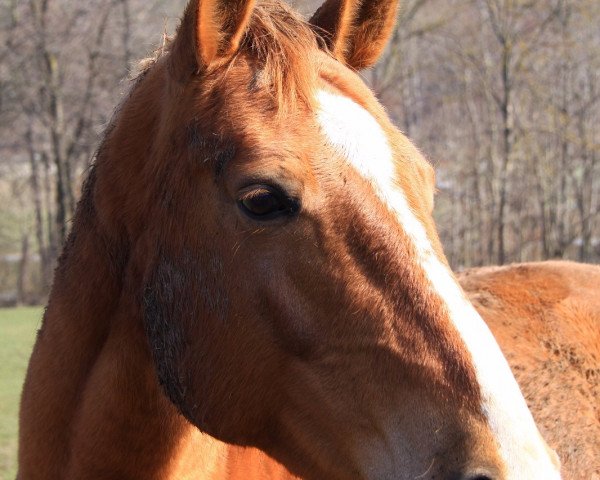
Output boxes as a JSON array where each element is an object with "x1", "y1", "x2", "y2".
[
  {"x1": 314, "y1": 88, "x2": 412, "y2": 204},
  {"x1": 316, "y1": 90, "x2": 391, "y2": 157}
]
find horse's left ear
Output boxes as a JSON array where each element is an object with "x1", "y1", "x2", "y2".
[
  {"x1": 310, "y1": 0, "x2": 400, "y2": 70},
  {"x1": 171, "y1": 0, "x2": 256, "y2": 76}
]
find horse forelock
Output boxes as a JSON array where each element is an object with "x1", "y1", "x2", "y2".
[{"x1": 158, "y1": 0, "x2": 321, "y2": 113}]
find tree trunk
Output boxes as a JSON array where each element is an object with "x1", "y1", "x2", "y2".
[
  {"x1": 27, "y1": 127, "x2": 51, "y2": 290},
  {"x1": 497, "y1": 40, "x2": 512, "y2": 265},
  {"x1": 16, "y1": 235, "x2": 30, "y2": 306}
]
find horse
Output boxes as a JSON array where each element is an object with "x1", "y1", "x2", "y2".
[{"x1": 17, "y1": 0, "x2": 598, "y2": 478}]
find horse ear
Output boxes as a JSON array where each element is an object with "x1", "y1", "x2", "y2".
[
  {"x1": 310, "y1": 0, "x2": 400, "y2": 70},
  {"x1": 171, "y1": 0, "x2": 256, "y2": 76}
]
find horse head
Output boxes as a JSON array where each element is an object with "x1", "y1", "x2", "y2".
[{"x1": 93, "y1": 1, "x2": 562, "y2": 478}]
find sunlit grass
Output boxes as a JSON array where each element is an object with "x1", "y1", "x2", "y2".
[{"x1": 0, "y1": 307, "x2": 43, "y2": 480}]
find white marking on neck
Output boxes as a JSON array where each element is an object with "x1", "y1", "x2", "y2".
[{"x1": 316, "y1": 89, "x2": 561, "y2": 479}]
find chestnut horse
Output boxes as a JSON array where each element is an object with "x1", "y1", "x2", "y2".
[{"x1": 18, "y1": 0, "x2": 598, "y2": 479}]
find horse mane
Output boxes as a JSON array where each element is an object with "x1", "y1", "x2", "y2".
[{"x1": 136, "y1": 0, "x2": 321, "y2": 112}]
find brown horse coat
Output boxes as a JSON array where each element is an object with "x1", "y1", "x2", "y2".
[
  {"x1": 461, "y1": 261, "x2": 600, "y2": 479},
  {"x1": 17, "y1": 0, "x2": 597, "y2": 478}
]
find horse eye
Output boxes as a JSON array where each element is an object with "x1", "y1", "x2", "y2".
[{"x1": 238, "y1": 185, "x2": 299, "y2": 220}]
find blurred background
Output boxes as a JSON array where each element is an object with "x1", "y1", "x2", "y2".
[
  {"x1": 1, "y1": 0, "x2": 599, "y2": 305},
  {"x1": 0, "y1": 1, "x2": 598, "y2": 477}
]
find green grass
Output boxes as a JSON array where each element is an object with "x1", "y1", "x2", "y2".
[{"x1": 0, "y1": 307, "x2": 43, "y2": 480}]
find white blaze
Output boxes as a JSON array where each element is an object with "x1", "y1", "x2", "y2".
[{"x1": 316, "y1": 89, "x2": 561, "y2": 479}]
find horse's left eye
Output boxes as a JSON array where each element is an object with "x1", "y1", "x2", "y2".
[{"x1": 237, "y1": 185, "x2": 299, "y2": 221}]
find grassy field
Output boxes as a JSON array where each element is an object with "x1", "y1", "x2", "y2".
[{"x1": 0, "y1": 307, "x2": 43, "y2": 480}]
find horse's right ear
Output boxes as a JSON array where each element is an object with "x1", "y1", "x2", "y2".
[
  {"x1": 310, "y1": 0, "x2": 400, "y2": 70},
  {"x1": 170, "y1": 0, "x2": 256, "y2": 77}
]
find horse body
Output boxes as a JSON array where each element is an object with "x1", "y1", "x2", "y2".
[
  {"x1": 17, "y1": 0, "x2": 595, "y2": 478},
  {"x1": 461, "y1": 261, "x2": 600, "y2": 479}
]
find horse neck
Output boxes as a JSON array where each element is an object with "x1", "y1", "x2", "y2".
[
  {"x1": 16, "y1": 176, "x2": 179, "y2": 477},
  {"x1": 17, "y1": 64, "x2": 211, "y2": 475}
]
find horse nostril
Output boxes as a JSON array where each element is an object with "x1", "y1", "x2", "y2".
[{"x1": 467, "y1": 476, "x2": 493, "y2": 480}]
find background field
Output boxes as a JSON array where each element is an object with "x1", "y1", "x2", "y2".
[{"x1": 0, "y1": 308, "x2": 43, "y2": 480}]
